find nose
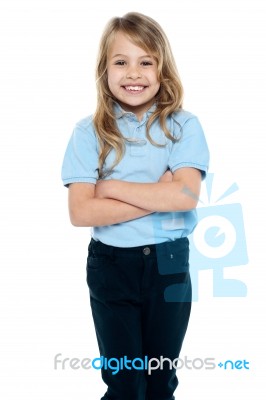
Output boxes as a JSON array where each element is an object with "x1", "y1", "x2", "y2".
[{"x1": 126, "y1": 65, "x2": 141, "y2": 79}]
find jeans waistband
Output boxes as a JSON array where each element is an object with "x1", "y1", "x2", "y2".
[{"x1": 89, "y1": 237, "x2": 189, "y2": 258}]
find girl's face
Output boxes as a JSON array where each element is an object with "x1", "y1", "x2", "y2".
[{"x1": 107, "y1": 32, "x2": 160, "y2": 121}]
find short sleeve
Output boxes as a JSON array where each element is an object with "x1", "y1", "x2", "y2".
[
  {"x1": 61, "y1": 118, "x2": 99, "y2": 187},
  {"x1": 168, "y1": 115, "x2": 210, "y2": 179}
]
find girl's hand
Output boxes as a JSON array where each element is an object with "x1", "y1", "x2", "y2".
[{"x1": 158, "y1": 169, "x2": 173, "y2": 183}]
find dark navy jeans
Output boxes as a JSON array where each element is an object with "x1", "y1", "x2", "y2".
[{"x1": 86, "y1": 237, "x2": 191, "y2": 400}]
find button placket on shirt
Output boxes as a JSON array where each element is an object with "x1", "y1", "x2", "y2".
[
  {"x1": 130, "y1": 123, "x2": 147, "y2": 156},
  {"x1": 123, "y1": 113, "x2": 147, "y2": 157}
]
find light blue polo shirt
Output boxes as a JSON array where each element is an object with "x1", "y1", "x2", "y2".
[{"x1": 61, "y1": 104, "x2": 209, "y2": 247}]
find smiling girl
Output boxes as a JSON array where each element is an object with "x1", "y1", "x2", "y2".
[{"x1": 62, "y1": 12, "x2": 209, "y2": 400}]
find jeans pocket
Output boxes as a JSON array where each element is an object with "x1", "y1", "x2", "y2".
[
  {"x1": 86, "y1": 254, "x2": 111, "y2": 301},
  {"x1": 87, "y1": 255, "x2": 106, "y2": 269},
  {"x1": 156, "y1": 238, "x2": 190, "y2": 275}
]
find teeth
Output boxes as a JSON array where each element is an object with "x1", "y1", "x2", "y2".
[{"x1": 125, "y1": 86, "x2": 144, "y2": 91}]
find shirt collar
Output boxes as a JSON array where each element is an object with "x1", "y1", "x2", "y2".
[{"x1": 113, "y1": 102, "x2": 157, "y2": 120}]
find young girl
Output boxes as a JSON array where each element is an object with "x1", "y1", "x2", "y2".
[{"x1": 62, "y1": 12, "x2": 209, "y2": 400}]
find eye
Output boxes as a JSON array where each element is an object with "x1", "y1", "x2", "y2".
[
  {"x1": 114, "y1": 60, "x2": 126, "y2": 66},
  {"x1": 141, "y1": 61, "x2": 153, "y2": 66}
]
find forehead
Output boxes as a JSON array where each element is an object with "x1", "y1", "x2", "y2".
[{"x1": 107, "y1": 31, "x2": 152, "y2": 57}]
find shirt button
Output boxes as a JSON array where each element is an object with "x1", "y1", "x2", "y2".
[{"x1": 143, "y1": 247, "x2": 151, "y2": 256}]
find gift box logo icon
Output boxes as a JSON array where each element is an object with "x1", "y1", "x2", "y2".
[
  {"x1": 189, "y1": 173, "x2": 249, "y2": 300},
  {"x1": 190, "y1": 204, "x2": 248, "y2": 268},
  {"x1": 152, "y1": 173, "x2": 249, "y2": 302}
]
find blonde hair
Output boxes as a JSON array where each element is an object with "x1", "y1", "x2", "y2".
[{"x1": 93, "y1": 12, "x2": 184, "y2": 178}]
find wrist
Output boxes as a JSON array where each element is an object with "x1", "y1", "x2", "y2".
[
  {"x1": 106, "y1": 179, "x2": 119, "y2": 199},
  {"x1": 95, "y1": 179, "x2": 110, "y2": 199},
  {"x1": 103, "y1": 179, "x2": 111, "y2": 198},
  {"x1": 100, "y1": 179, "x2": 116, "y2": 199}
]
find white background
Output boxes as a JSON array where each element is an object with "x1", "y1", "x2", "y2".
[{"x1": 0, "y1": 0, "x2": 265, "y2": 398}]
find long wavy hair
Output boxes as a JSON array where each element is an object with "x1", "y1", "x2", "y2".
[{"x1": 93, "y1": 12, "x2": 184, "y2": 178}]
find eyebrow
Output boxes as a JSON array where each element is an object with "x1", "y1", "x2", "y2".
[{"x1": 111, "y1": 54, "x2": 153, "y2": 59}]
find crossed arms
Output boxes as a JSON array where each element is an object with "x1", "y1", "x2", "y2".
[{"x1": 68, "y1": 167, "x2": 201, "y2": 227}]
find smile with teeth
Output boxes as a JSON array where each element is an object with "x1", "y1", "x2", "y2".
[{"x1": 123, "y1": 85, "x2": 146, "y2": 92}]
